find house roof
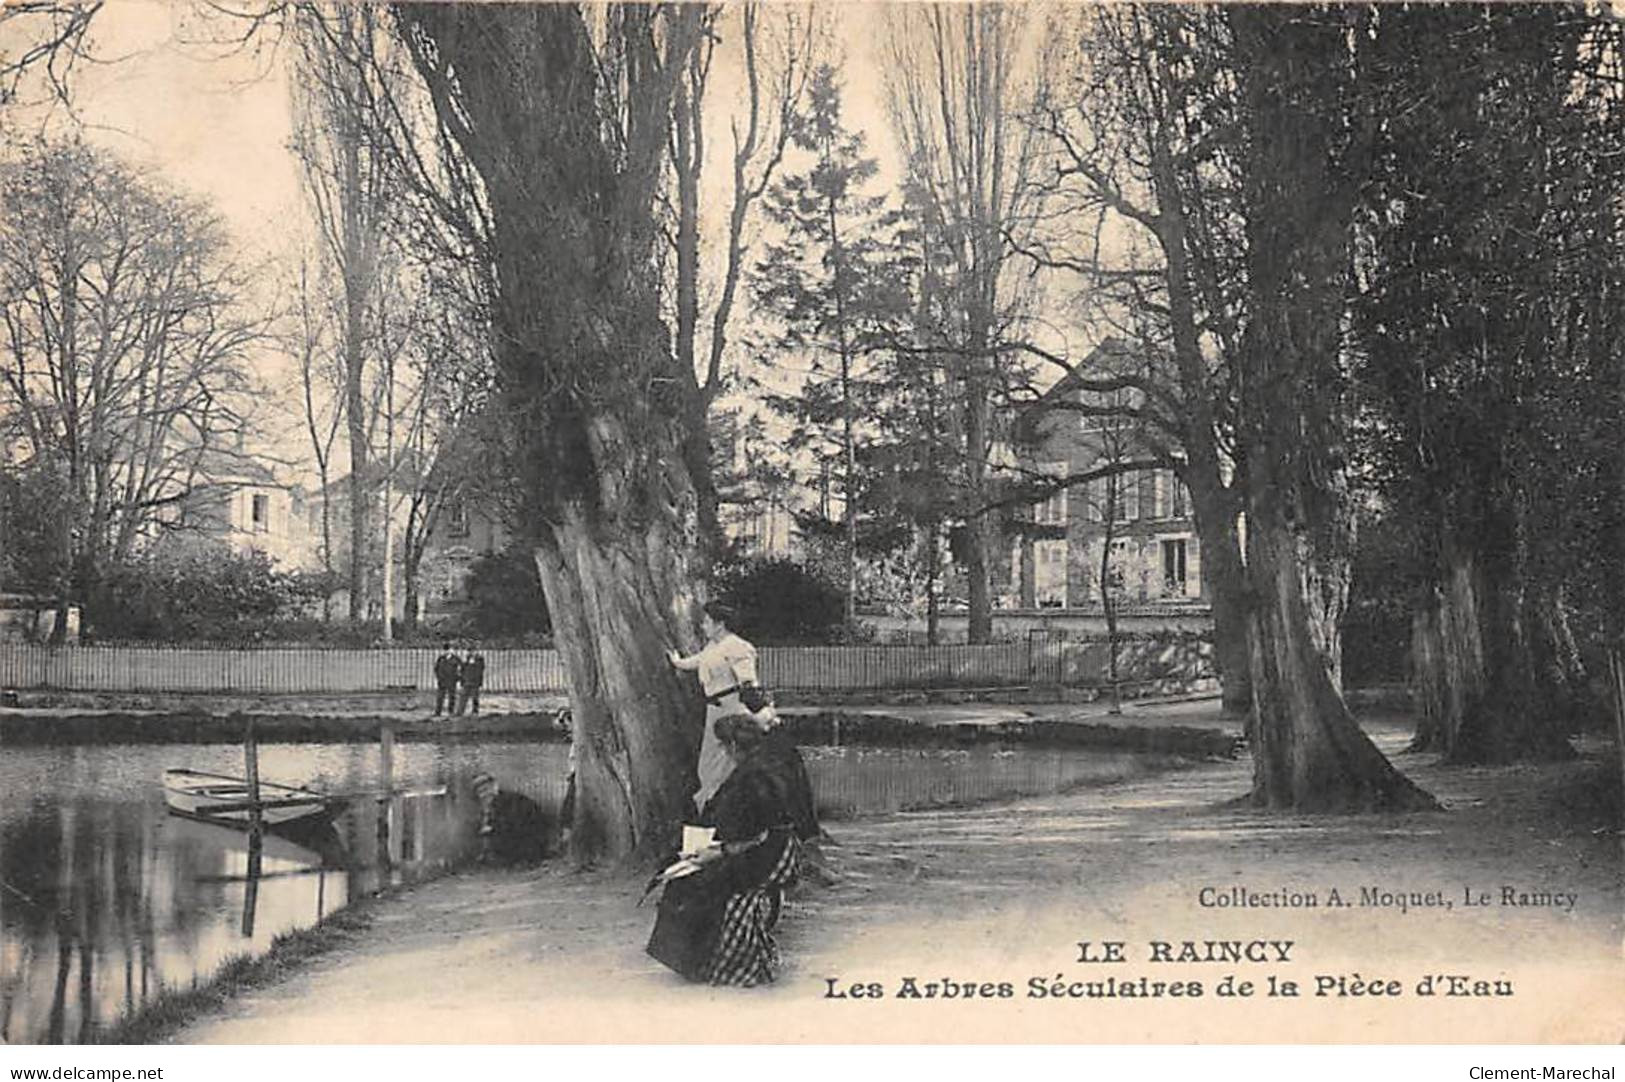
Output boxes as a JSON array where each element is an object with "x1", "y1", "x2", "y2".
[
  {"x1": 1027, "y1": 337, "x2": 1143, "y2": 411},
  {"x1": 315, "y1": 447, "x2": 435, "y2": 499},
  {"x1": 1011, "y1": 337, "x2": 1146, "y2": 445},
  {"x1": 190, "y1": 445, "x2": 286, "y2": 488}
]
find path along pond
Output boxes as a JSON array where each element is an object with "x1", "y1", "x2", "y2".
[{"x1": 0, "y1": 735, "x2": 1188, "y2": 1043}]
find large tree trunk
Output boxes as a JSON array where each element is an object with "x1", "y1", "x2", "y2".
[
  {"x1": 1244, "y1": 503, "x2": 1431, "y2": 809},
  {"x1": 1229, "y1": 5, "x2": 1435, "y2": 812},
  {"x1": 1409, "y1": 545, "x2": 1576, "y2": 762},
  {"x1": 533, "y1": 501, "x2": 700, "y2": 862},
  {"x1": 1204, "y1": 524, "x2": 1251, "y2": 716},
  {"x1": 397, "y1": 5, "x2": 709, "y2": 865}
]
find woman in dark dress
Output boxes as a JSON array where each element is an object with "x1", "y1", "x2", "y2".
[{"x1": 646, "y1": 712, "x2": 804, "y2": 986}]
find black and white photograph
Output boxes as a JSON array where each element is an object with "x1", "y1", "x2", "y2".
[{"x1": 0, "y1": 0, "x2": 1621, "y2": 1055}]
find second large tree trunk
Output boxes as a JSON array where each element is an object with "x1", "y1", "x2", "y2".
[
  {"x1": 1409, "y1": 546, "x2": 1577, "y2": 763},
  {"x1": 1229, "y1": 5, "x2": 1434, "y2": 812},
  {"x1": 1185, "y1": 480, "x2": 1250, "y2": 715}
]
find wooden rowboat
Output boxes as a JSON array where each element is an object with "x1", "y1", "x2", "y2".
[
  {"x1": 164, "y1": 811, "x2": 334, "y2": 866},
  {"x1": 162, "y1": 768, "x2": 339, "y2": 828}
]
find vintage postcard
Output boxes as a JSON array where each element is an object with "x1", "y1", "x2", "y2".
[{"x1": 0, "y1": 0, "x2": 1620, "y2": 1050}]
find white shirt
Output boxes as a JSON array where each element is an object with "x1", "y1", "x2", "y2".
[{"x1": 691, "y1": 633, "x2": 758, "y2": 697}]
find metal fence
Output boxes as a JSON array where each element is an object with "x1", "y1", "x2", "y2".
[
  {"x1": 0, "y1": 645, "x2": 568, "y2": 695},
  {"x1": 0, "y1": 636, "x2": 1212, "y2": 696}
]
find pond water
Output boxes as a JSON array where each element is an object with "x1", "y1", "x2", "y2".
[{"x1": 0, "y1": 738, "x2": 1171, "y2": 1043}]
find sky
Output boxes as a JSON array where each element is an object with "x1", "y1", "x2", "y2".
[
  {"x1": 42, "y1": 3, "x2": 904, "y2": 283},
  {"x1": 75, "y1": 4, "x2": 304, "y2": 254},
  {"x1": 4, "y1": 2, "x2": 312, "y2": 469},
  {"x1": 2, "y1": 2, "x2": 1077, "y2": 488}
]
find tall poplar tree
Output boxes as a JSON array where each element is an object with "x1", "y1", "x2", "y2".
[{"x1": 752, "y1": 63, "x2": 902, "y2": 634}]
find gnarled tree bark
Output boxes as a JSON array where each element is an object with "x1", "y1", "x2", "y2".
[{"x1": 395, "y1": 5, "x2": 711, "y2": 864}]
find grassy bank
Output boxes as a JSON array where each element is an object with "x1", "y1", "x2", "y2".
[{"x1": 91, "y1": 902, "x2": 378, "y2": 1045}]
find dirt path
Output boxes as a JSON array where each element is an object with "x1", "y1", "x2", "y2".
[{"x1": 170, "y1": 714, "x2": 1622, "y2": 1045}]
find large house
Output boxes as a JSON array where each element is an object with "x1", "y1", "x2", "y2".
[
  {"x1": 416, "y1": 493, "x2": 511, "y2": 618},
  {"x1": 1008, "y1": 339, "x2": 1205, "y2": 611},
  {"x1": 304, "y1": 468, "x2": 511, "y2": 621},
  {"x1": 172, "y1": 446, "x2": 311, "y2": 569}
]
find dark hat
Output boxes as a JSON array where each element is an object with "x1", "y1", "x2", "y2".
[
  {"x1": 714, "y1": 711, "x2": 770, "y2": 748},
  {"x1": 702, "y1": 600, "x2": 736, "y2": 625}
]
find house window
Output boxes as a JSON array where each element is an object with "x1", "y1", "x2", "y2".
[
  {"x1": 1170, "y1": 472, "x2": 1187, "y2": 518},
  {"x1": 1113, "y1": 472, "x2": 1140, "y2": 523},
  {"x1": 1079, "y1": 386, "x2": 1139, "y2": 433},
  {"x1": 1101, "y1": 536, "x2": 1130, "y2": 595},
  {"x1": 448, "y1": 499, "x2": 470, "y2": 538},
  {"x1": 1034, "y1": 462, "x2": 1068, "y2": 526},
  {"x1": 251, "y1": 493, "x2": 269, "y2": 533},
  {"x1": 1162, "y1": 537, "x2": 1188, "y2": 595},
  {"x1": 1085, "y1": 478, "x2": 1104, "y2": 523},
  {"x1": 1152, "y1": 471, "x2": 1172, "y2": 519},
  {"x1": 1035, "y1": 539, "x2": 1067, "y2": 608}
]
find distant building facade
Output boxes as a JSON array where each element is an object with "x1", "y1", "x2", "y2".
[
  {"x1": 416, "y1": 493, "x2": 511, "y2": 618},
  {"x1": 172, "y1": 448, "x2": 311, "y2": 569},
  {"x1": 304, "y1": 470, "x2": 511, "y2": 621},
  {"x1": 1008, "y1": 339, "x2": 1206, "y2": 612}
]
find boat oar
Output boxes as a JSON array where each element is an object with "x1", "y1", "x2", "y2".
[
  {"x1": 324, "y1": 785, "x2": 449, "y2": 802},
  {"x1": 193, "y1": 867, "x2": 334, "y2": 884}
]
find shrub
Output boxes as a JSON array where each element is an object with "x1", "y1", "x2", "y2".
[
  {"x1": 462, "y1": 546, "x2": 551, "y2": 638},
  {"x1": 86, "y1": 545, "x2": 301, "y2": 640},
  {"x1": 0, "y1": 462, "x2": 76, "y2": 596},
  {"x1": 714, "y1": 557, "x2": 844, "y2": 645}
]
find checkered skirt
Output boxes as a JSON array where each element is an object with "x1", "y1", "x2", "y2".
[{"x1": 702, "y1": 833, "x2": 801, "y2": 987}]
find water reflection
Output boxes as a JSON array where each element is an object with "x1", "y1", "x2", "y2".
[
  {"x1": 0, "y1": 741, "x2": 557, "y2": 1044},
  {"x1": 0, "y1": 738, "x2": 1166, "y2": 1043}
]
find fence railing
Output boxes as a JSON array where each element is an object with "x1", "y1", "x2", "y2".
[
  {"x1": 0, "y1": 637, "x2": 1212, "y2": 696},
  {"x1": 0, "y1": 645, "x2": 569, "y2": 695}
]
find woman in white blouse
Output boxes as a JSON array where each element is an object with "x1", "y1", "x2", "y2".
[{"x1": 668, "y1": 601, "x2": 760, "y2": 808}]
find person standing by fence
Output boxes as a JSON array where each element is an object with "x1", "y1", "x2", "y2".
[
  {"x1": 459, "y1": 644, "x2": 486, "y2": 715},
  {"x1": 669, "y1": 601, "x2": 759, "y2": 810},
  {"x1": 433, "y1": 641, "x2": 462, "y2": 716}
]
